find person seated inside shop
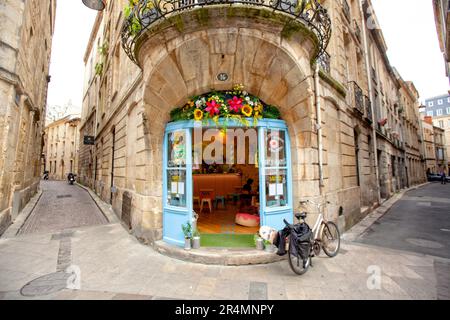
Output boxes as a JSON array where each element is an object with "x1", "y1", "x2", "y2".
[{"x1": 239, "y1": 179, "x2": 257, "y2": 214}]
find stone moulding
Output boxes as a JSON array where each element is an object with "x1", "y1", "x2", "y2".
[
  {"x1": 121, "y1": 1, "x2": 332, "y2": 67},
  {"x1": 318, "y1": 69, "x2": 347, "y2": 99}
]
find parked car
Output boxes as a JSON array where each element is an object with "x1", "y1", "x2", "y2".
[
  {"x1": 427, "y1": 174, "x2": 450, "y2": 182},
  {"x1": 427, "y1": 174, "x2": 443, "y2": 182}
]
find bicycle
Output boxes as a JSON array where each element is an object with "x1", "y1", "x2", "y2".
[{"x1": 285, "y1": 200, "x2": 341, "y2": 275}]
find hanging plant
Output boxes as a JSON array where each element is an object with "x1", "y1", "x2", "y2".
[
  {"x1": 169, "y1": 85, "x2": 281, "y2": 129},
  {"x1": 124, "y1": 0, "x2": 155, "y2": 37},
  {"x1": 98, "y1": 41, "x2": 109, "y2": 57},
  {"x1": 95, "y1": 62, "x2": 104, "y2": 76}
]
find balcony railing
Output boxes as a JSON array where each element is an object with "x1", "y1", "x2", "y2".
[
  {"x1": 371, "y1": 66, "x2": 377, "y2": 84},
  {"x1": 317, "y1": 51, "x2": 331, "y2": 74},
  {"x1": 353, "y1": 19, "x2": 361, "y2": 42},
  {"x1": 350, "y1": 81, "x2": 364, "y2": 114},
  {"x1": 121, "y1": 0, "x2": 332, "y2": 66},
  {"x1": 343, "y1": 0, "x2": 351, "y2": 22},
  {"x1": 364, "y1": 95, "x2": 372, "y2": 122}
]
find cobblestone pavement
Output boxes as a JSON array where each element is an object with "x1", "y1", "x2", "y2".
[
  {"x1": 18, "y1": 181, "x2": 108, "y2": 235},
  {"x1": 0, "y1": 183, "x2": 447, "y2": 300}
]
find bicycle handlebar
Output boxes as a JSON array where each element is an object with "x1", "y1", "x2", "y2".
[{"x1": 283, "y1": 219, "x2": 292, "y2": 228}]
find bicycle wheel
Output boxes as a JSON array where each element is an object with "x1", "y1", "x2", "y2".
[
  {"x1": 321, "y1": 221, "x2": 340, "y2": 258},
  {"x1": 288, "y1": 248, "x2": 310, "y2": 275}
]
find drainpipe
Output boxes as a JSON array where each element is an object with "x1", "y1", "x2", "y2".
[
  {"x1": 359, "y1": 0, "x2": 381, "y2": 204},
  {"x1": 314, "y1": 64, "x2": 325, "y2": 194}
]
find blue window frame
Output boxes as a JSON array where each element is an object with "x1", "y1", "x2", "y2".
[{"x1": 162, "y1": 119, "x2": 293, "y2": 246}]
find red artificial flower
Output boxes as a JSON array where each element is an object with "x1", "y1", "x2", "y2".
[
  {"x1": 228, "y1": 96, "x2": 243, "y2": 113},
  {"x1": 205, "y1": 100, "x2": 220, "y2": 116}
]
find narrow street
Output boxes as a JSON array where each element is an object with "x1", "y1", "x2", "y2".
[
  {"x1": 19, "y1": 181, "x2": 108, "y2": 235},
  {"x1": 0, "y1": 181, "x2": 447, "y2": 300}
]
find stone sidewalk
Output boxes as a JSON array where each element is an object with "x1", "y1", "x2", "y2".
[
  {"x1": 0, "y1": 181, "x2": 446, "y2": 300},
  {"x1": 0, "y1": 222, "x2": 442, "y2": 300}
]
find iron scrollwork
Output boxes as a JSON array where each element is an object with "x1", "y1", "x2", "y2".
[{"x1": 121, "y1": 0, "x2": 332, "y2": 66}]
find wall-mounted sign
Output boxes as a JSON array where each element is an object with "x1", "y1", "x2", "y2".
[
  {"x1": 217, "y1": 73, "x2": 229, "y2": 82},
  {"x1": 84, "y1": 136, "x2": 95, "y2": 145}
]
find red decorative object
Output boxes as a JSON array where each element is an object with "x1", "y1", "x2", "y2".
[{"x1": 378, "y1": 118, "x2": 388, "y2": 126}]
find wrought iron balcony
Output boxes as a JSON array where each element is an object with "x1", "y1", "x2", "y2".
[
  {"x1": 317, "y1": 51, "x2": 330, "y2": 73},
  {"x1": 353, "y1": 19, "x2": 361, "y2": 42},
  {"x1": 364, "y1": 95, "x2": 372, "y2": 122},
  {"x1": 343, "y1": 0, "x2": 351, "y2": 22},
  {"x1": 350, "y1": 81, "x2": 364, "y2": 115},
  {"x1": 121, "y1": 0, "x2": 332, "y2": 66}
]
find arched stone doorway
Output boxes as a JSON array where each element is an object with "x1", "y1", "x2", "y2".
[{"x1": 137, "y1": 25, "x2": 317, "y2": 245}]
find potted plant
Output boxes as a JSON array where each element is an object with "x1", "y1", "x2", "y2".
[
  {"x1": 192, "y1": 229, "x2": 201, "y2": 249},
  {"x1": 182, "y1": 222, "x2": 192, "y2": 250},
  {"x1": 264, "y1": 240, "x2": 275, "y2": 253},
  {"x1": 254, "y1": 234, "x2": 264, "y2": 250}
]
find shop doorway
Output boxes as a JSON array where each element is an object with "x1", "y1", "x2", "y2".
[
  {"x1": 193, "y1": 127, "x2": 261, "y2": 236},
  {"x1": 162, "y1": 119, "x2": 293, "y2": 247}
]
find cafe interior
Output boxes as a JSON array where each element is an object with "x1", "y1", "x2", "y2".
[{"x1": 193, "y1": 130, "x2": 261, "y2": 235}]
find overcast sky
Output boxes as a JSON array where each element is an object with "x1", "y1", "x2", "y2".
[
  {"x1": 371, "y1": 0, "x2": 448, "y2": 101},
  {"x1": 46, "y1": 0, "x2": 449, "y2": 115},
  {"x1": 46, "y1": 1, "x2": 97, "y2": 114}
]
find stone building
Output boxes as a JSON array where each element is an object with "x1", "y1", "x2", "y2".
[
  {"x1": 422, "y1": 116, "x2": 441, "y2": 173},
  {"x1": 78, "y1": 0, "x2": 426, "y2": 249},
  {"x1": 398, "y1": 78, "x2": 427, "y2": 187},
  {"x1": 433, "y1": 0, "x2": 450, "y2": 82},
  {"x1": 423, "y1": 94, "x2": 450, "y2": 173},
  {"x1": 433, "y1": 125, "x2": 448, "y2": 173},
  {"x1": 43, "y1": 115, "x2": 81, "y2": 180},
  {"x1": 0, "y1": 0, "x2": 56, "y2": 234}
]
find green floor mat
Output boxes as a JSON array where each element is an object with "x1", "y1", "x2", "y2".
[{"x1": 200, "y1": 233, "x2": 255, "y2": 248}]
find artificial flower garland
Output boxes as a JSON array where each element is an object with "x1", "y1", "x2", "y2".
[{"x1": 170, "y1": 84, "x2": 281, "y2": 128}]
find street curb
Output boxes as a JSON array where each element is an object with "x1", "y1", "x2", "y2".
[
  {"x1": 1, "y1": 189, "x2": 43, "y2": 239},
  {"x1": 342, "y1": 182, "x2": 430, "y2": 242},
  {"x1": 154, "y1": 240, "x2": 286, "y2": 266},
  {"x1": 76, "y1": 183, "x2": 119, "y2": 224}
]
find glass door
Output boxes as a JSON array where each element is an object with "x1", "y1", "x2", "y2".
[
  {"x1": 259, "y1": 124, "x2": 293, "y2": 230},
  {"x1": 163, "y1": 127, "x2": 193, "y2": 246}
]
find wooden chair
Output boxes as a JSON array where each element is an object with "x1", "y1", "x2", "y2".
[{"x1": 199, "y1": 189, "x2": 215, "y2": 214}]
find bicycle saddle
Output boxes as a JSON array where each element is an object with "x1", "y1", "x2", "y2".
[{"x1": 295, "y1": 212, "x2": 308, "y2": 220}]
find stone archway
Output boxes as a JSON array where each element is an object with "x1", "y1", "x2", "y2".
[{"x1": 138, "y1": 27, "x2": 317, "y2": 243}]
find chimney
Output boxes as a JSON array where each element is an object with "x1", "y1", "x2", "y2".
[{"x1": 424, "y1": 116, "x2": 433, "y2": 125}]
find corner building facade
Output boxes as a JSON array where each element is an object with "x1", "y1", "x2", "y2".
[{"x1": 79, "y1": 0, "x2": 426, "y2": 248}]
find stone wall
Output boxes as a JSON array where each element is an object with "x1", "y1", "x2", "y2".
[
  {"x1": 45, "y1": 117, "x2": 81, "y2": 181},
  {"x1": 0, "y1": 0, "x2": 56, "y2": 234},
  {"x1": 78, "y1": 2, "x2": 427, "y2": 247}
]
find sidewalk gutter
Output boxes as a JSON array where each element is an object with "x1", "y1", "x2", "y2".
[
  {"x1": 1, "y1": 189, "x2": 43, "y2": 239},
  {"x1": 76, "y1": 183, "x2": 119, "y2": 224},
  {"x1": 342, "y1": 182, "x2": 430, "y2": 242}
]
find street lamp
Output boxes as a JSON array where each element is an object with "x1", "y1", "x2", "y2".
[{"x1": 82, "y1": 0, "x2": 106, "y2": 11}]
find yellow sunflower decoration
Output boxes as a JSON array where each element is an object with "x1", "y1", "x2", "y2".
[
  {"x1": 242, "y1": 105, "x2": 253, "y2": 117},
  {"x1": 194, "y1": 109, "x2": 203, "y2": 121}
]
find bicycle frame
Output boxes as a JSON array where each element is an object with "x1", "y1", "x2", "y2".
[{"x1": 300, "y1": 200, "x2": 327, "y2": 241}]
